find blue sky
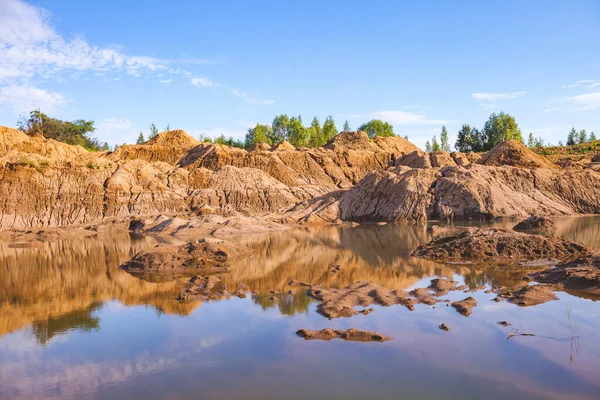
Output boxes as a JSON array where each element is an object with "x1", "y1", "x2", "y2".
[{"x1": 0, "y1": 0, "x2": 599, "y2": 149}]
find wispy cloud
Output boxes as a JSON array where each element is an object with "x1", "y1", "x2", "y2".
[
  {"x1": 472, "y1": 91, "x2": 527, "y2": 102},
  {"x1": 369, "y1": 110, "x2": 448, "y2": 125},
  {"x1": 190, "y1": 76, "x2": 217, "y2": 87},
  {"x1": 229, "y1": 88, "x2": 274, "y2": 105},
  {"x1": 471, "y1": 91, "x2": 527, "y2": 110},
  {"x1": 0, "y1": 0, "x2": 274, "y2": 113},
  {"x1": 0, "y1": 0, "x2": 167, "y2": 83},
  {"x1": 95, "y1": 118, "x2": 138, "y2": 145},
  {"x1": 0, "y1": 84, "x2": 65, "y2": 113},
  {"x1": 566, "y1": 92, "x2": 600, "y2": 110},
  {"x1": 561, "y1": 80, "x2": 600, "y2": 89}
]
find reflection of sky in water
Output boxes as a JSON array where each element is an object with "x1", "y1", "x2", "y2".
[{"x1": 0, "y1": 216, "x2": 599, "y2": 399}]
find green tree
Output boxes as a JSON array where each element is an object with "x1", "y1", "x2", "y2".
[
  {"x1": 245, "y1": 123, "x2": 273, "y2": 147},
  {"x1": 357, "y1": 119, "x2": 395, "y2": 138},
  {"x1": 164, "y1": 124, "x2": 170, "y2": 131},
  {"x1": 308, "y1": 116, "x2": 322, "y2": 147},
  {"x1": 286, "y1": 116, "x2": 309, "y2": 147},
  {"x1": 136, "y1": 132, "x2": 145, "y2": 144},
  {"x1": 149, "y1": 123, "x2": 159, "y2": 139},
  {"x1": 272, "y1": 114, "x2": 290, "y2": 143},
  {"x1": 321, "y1": 116, "x2": 338, "y2": 143},
  {"x1": 343, "y1": 120, "x2": 351, "y2": 131},
  {"x1": 455, "y1": 124, "x2": 482, "y2": 152},
  {"x1": 567, "y1": 128, "x2": 577, "y2": 146},
  {"x1": 17, "y1": 110, "x2": 102, "y2": 151},
  {"x1": 440, "y1": 125, "x2": 450, "y2": 151},
  {"x1": 527, "y1": 132, "x2": 535, "y2": 147},
  {"x1": 431, "y1": 135, "x2": 441, "y2": 152},
  {"x1": 590, "y1": 132, "x2": 597, "y2": 142},
  {"x1": 578, "y1": 129, "x2": 588, "y2": 144},
  {"x1": 481, "y1": 111, "x2": 522, "y2": 150},
  {"x1": 425, "y1": 141, "x2": 432, "y2": 152}
]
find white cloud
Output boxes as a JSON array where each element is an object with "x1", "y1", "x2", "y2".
[
  {"x1": 0, "y1": 84, "x2": 65, "y2": 113},
  {"x1": 566, "y1": 91, "x2": 600, "y2": 110},
  {"x1": 95, "y1": 118, "x2": 138, "y2": 145},
  {"x1": 471, "y1": 91, "x2": 527, "y2": 102},
  {"x1": 562, "y1": 80, "x2": 600, "y2": 89},
  {"x1": 369, "y1": 110, "x2": 447, "y2": 125},
  {"x1": 0, "y1": 0, "x2": 274, "y2": 115},
  {"x1": 190, "y1": 77, "x2": 217, "y2": 87},
  {"x1": 228, "y1": 88, "x2": 274, "y2": 105},
  {"x1": 0, "y1": 0, "x2": 167, "y2": 83}
]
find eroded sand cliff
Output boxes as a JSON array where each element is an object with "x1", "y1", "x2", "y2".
[{"x1": 1, "y1": 125, "x2": 599, "y2": 232}]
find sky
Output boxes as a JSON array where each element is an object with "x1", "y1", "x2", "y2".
[{"x1": 0, "y1": 0, "x2": 599, "y2": 149}]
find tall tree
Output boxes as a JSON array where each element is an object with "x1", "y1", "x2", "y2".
[
  {"x1": 343, "y1": 120, "x2": 351, "y2": 132},
  {"x1": 321, "y1": 116, "x2": 338, "y2": 143},
  {"x1": 431, "y1": 135, "x2": 441, "y2": 152},
  {"x1": 578, "y1": 129, "x2": 588, "y2": 144},
  {"x1": 286, "y1": 116, "x2": 309, "y2": 147},
  {"x1": 245, "y1": 123, "x2": 273, "y2": 147},
  {"x1": 481, "y1": 111, "x2": 522, "y2": 150},
  {"x1": 527, "y1": 132, "x2": 535, "y2": 147},
  {"x1": 164, "y1": 124, "x2": 170, "y2": 131},
  {"x1": 455, "y1": 124, "x2": 481, "y2": 152},
  {"x1": 136, "y1": 132, "x2": 145, "y2": 144},
  {"x1": 17, "y1": 109, "x2": 101, "y2": 151},
  {"x1": 567, "y1": 128, "x2": 577, "y2": 146},
  {"x1": 357, "y1": 119, "x2": 395, "y2": 138},
  {"x1": 425, "y1": 141, "x2": 432, "y2": 152},
  {"x1": 590, "y1": 132, "x2": 597, "y2": 142},
  {"x1": 440, "y1": 125, "x2": 450, "y2": 151},
  {"x1": 308, "y1": 116, "x2": 323, "y2": 147},
  {"x1": 271, "y1": 114, "x2": 290, "y2": 143},
  {"x1": 149, "y1": 123, "x2": 159, "y2": 139}
]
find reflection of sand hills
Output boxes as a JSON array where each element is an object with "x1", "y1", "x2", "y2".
[
  {"x1": 553, "y1": 216, "x2": 600, "y2": 249},
  {"x1": 0, "y1": 235, "x2": 199, "y2": 338},
  {"x1": 225, "y1": 225, "x2": 467, "y2": 293}
]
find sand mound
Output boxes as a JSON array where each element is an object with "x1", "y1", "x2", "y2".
[
  {"x1": 145, "y1": 129, "x2": 200, "y2": 148},
  {"x1": 412, "y1": 228, "x2": 592, "y2": 264},
  {"x1": 0, "y1": 126, "x2": 30, "y2": 148},
  {"x1": 372, "y1": 135, "x2": 421, "y2": 155},
  {"x1": 395, "y1": 151, "x2": 431, "y2": 168},
  {"x1": 304, "y1": 280, "x2": 415, "y2": 318},
  {"x1": 479, "y1": 140, "x2": 557, "y2": 169},
  {"x1": 513, "y1": 216, "x2": 556, "y2": 235},
  {"x1": 451, "y1": 297, "x2": 477, "y2": 316},
  {"x1": 271, "y1": 140, "x2": 295, "y2": 151},
  {"x1": 120, "y1": 238, "x2": 249, "y2": 276},
  {"x1": 324, "y1": 131, "x2": 377, "y2": 151},
  {"x1": 296, "y1": 328, "x2": 391, "y2": 342},
  {"x1": 505, "y1": 284, "x2": 558, "y2": 306},
  {"x1": 248, "y1": 142, "x2": 271, "y2": 152},
  {"x1": 430, "y1": 151, "x2": 457, "y2": 168},
  {"x1": 529, "y1": 256, "x2": 600, "y2": 296}
]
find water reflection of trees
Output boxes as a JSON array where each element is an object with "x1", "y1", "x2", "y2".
[
  {"x1": 0, "y1": 235, "x2": 197, "y2": 339},
  {"x1": 31, "y1": 302, "x2": 102, "y2": 345},
  {"x1": 251, "y1": 290, "x2": 313, "y2": 316}
]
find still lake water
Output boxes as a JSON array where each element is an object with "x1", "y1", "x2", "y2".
[{"x1": 1, "y1": 217, "x2": 599, "y2": 399}]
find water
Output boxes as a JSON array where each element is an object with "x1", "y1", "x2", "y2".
[{"x1": 1, "y1": 217, "x2": 599, "y2": 399}]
